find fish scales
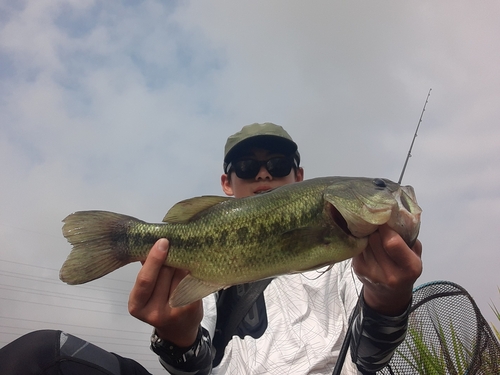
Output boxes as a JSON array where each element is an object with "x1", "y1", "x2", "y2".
[
  {"x1": 151, "y1": 178, "x2": 332, "y2": 283},
  {"x1": 60, "y1": 176, "x2": 422, "y2": 307}
]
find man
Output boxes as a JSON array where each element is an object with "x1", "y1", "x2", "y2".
[
  {"x1": 129, "y1": 123, "x2": 423, "y2": 374},
  {"x1": 0, "y1": 123, "x2": 422, "y2": 375}
]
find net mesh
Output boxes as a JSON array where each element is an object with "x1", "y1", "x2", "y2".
[{"x1": 377, "y1": 281, "x2": 500, "y2": 375}]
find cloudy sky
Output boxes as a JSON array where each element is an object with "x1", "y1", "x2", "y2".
[{"x1": 1, "y1": 1, "x2": 499, "y2": 373}]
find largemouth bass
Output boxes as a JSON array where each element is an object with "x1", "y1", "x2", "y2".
[{"x1": 60, "y1": 176, "x2": 421, "y2": 307}]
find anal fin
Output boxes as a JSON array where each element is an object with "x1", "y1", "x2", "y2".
[{"x1": 169, "y1": 275, "x2": 224, "y2": 307}]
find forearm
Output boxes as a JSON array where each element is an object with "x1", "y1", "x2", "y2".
[
  {"x1": 151, "y1": 326, "x2": 213, "y2": 375},
  {"x1": 349, "y1": 294, "x2": 411, "y2": 373}
]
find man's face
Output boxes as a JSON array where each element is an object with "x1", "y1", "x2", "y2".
[{"x1": 221, "y1": 148, "x2": 304, "y2": 199}]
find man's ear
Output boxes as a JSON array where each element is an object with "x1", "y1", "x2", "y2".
[
  {"x1": 295, "y1": 167, "x2": 304, "y2": 182},
  {"x1": 221, "y1": 174, "x2": 234, "y2": 196}
]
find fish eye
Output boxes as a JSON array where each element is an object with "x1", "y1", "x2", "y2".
[{"x1": 372, "y1": 178, "x2": 387, "y2": 188}]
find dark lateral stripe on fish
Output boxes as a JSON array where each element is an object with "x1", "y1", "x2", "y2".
[{"x1": 59, "y1": 177, "x2": 422, "y2": 306}]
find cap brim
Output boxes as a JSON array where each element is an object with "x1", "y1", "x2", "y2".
[{"x1": 224, "y1": 135, "x2": 298, "y2": 163}]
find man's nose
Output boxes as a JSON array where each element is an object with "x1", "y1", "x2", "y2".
[{"x1": 255, "y1": 165, "x2": 272, "y2": 180}]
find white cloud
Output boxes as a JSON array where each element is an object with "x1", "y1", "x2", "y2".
[{"x1": 1, "y1": 1, "x2": 500, "y2": 373}]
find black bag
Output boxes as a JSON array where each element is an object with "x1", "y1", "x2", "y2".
[{"x1": 212, "y1": 278, "x2": 273, "y2": 367}]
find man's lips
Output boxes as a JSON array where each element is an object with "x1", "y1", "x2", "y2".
[{"x1": 254, "y1": 185, "x2": 273, "y2": 194}]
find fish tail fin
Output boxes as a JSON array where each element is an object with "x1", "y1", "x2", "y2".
[{"x1": 60, "y1": 210, "x2": 140, "y2": 285}]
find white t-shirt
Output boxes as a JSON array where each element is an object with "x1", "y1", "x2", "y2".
[{"x1": 201, "y1": 260, "x2": 363, "y2": 375}]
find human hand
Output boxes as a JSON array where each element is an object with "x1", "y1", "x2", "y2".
[
  {"x1": 352, "y1": 225, "x2": 423, "y2": 316},
  {"x1": 128, "y1": 239, "x2": 203, "y2": 347}
]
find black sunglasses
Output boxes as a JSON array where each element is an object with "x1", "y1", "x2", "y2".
[{"x1": 227, "y1": 156, "x2": 296, "y2": 179}]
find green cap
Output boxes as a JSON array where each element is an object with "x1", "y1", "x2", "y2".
[{"x1": 223, "y1": 122, "x2": 299, "y2": 172}]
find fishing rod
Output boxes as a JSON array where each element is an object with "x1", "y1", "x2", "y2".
[
  {"x1": 332, "y1": 88, "x2": 432, "y2": 375},
  {"x1": 398, "y1": 88, "x2": 432, "y2": 184}
]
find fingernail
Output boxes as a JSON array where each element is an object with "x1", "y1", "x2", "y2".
[{"x1": 157, "y1": 238, "x2": 169, "y2": 252}]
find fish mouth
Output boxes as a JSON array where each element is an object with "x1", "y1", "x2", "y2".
[{"x1": 329, "y1": 204, "x2": 353, "y2": 237}]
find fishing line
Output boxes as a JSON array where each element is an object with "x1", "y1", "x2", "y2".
[{"x1": 301, "y1": 265, "x2": 334, "y2": 280}]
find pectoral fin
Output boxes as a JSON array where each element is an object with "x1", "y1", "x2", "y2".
[
  {"x1": 169, "y1": 275, "x2": 225, "y2": 307},
  {"x1": 280, "y1": 227, "x2": 327, "y2": 249}
]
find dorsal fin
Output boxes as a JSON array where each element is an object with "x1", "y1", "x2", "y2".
[{"x1": 163, "y1": 196, "x2": 232, "y2": 223}]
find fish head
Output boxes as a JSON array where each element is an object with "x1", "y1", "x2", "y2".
[{"x1": 324, "y1": 177, "x2": 422, "y2": 246}]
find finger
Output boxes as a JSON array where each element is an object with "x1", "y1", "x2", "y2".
[
  {"x1": 361, "y1": 238, "x2": 379, "y2": 267},
  {"x1": 129, "y1": 239, "x2": 170, "y2": 308},
  {"x1": 143, "y1": 262, "x2": 176, "y2": 311},
  {"x1": 376, "y1": 226, "x2": 423, "y2": 284},
  {"x1": 145, "y1": 238, "x2": 170, "y2": 267},
  {"x1": 412, "y1": 239, "x2": 423, "y2": 258},
  {"x1": 352, "y1": 238, "x2": 379, "y2": 281},
  {"x1": 376, "y1": 225, "x2": 420, "y2": 267},
  {"x1": 358, "y1": 228, "x2": 411, "y2": 283},
  {"x1": 360, "y1": 229, "x2": 400, "y2": 276},
  {"x1": 137, "y1": 238, "x2": 170, "y2": 286}
]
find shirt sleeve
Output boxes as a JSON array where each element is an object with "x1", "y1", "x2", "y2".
[{"x1": 349, "y1": 294, "x2": 411, "y2": 374}]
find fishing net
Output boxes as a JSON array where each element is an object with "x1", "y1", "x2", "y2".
[{"x1": 377, "y1": 281, "x2": 500, "y2": 375}]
